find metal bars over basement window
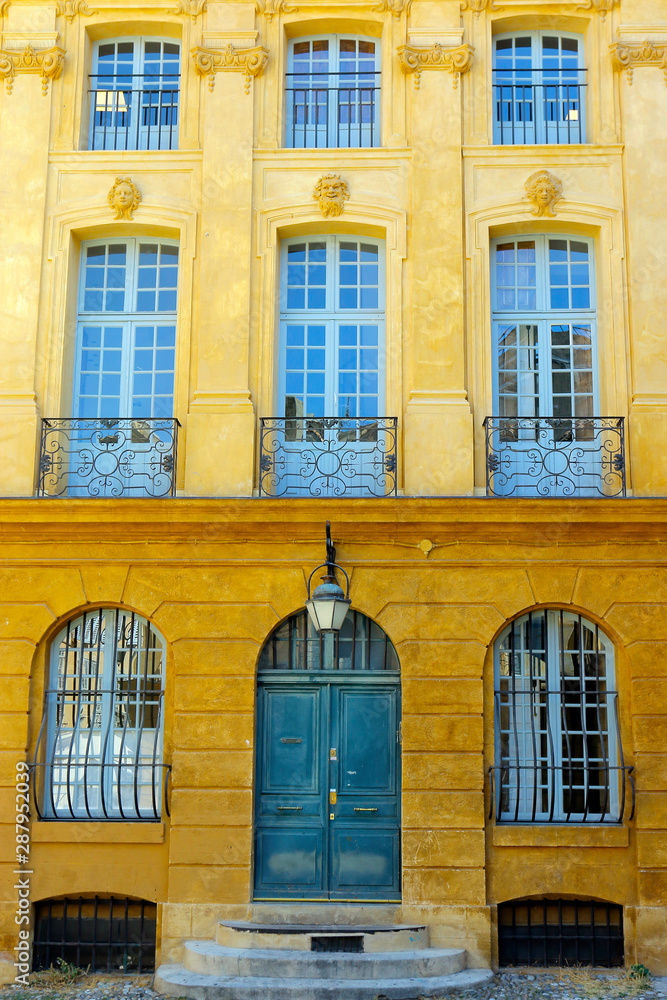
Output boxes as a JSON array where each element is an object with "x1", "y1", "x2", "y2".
[
  {"x1": 33, "y1": 897, "x2": 157, "y2": 973},
  {"x1": 33, "y1": 608, "x2": 169, "y2": 821},
  {"x1": 498, "y1": 899, "x2": 624, "y2": 968},
  {"x1": 490, "y1": 609, "x2": 634, "y2": 824}
]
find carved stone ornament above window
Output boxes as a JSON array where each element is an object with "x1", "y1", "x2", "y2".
[
  {"x1": 172, "y1": 0, "x2": 207, "y2": 18},
  {"x1": 373, "y1": 0, "x2": 412, "y2": 18},
  {"x1": 0, "y1": 43, "x2": 65, "y2": 94},
  {"x1": 525, "y1": 170, "x2": 563, "y2": 218},
  {"x1": 108, "y1": 176, "x2": 142, "y2": 221},
  {"x1": 55, "y1": 0, "x2": 96, "y2": 21},
  {"x1": 254, "y1": 0, "x2": 297, "y2": 18},
  {"x1": 0, "y1": 1, "x2": 11, "y2": 15},
  {"x1": 460, "y1": 0, "x2": 499, "y2": 17},
  {"x1": 575, "y1": 0, "x2": 618, "y2": 20},
  {"x1": 397, "y1": 42, "x2": 474, "y2": 89},
  {"x1": 314, "y1": 174, "x2": 350, "y2": 218},
  {"x1": 611, "y1": 41, "x2": 667, "y2": 85},
  {"x1": 191, "y1": 43, "x2": 269, "y2": 92}
]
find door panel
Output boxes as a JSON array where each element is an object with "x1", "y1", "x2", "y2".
[{"x1": 254, "y1": 678, "x2": 400, "y2": 900}]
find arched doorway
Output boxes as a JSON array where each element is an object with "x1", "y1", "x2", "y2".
[{"x1": 254, "y1": 609, "x2": 401, "y2": 901}]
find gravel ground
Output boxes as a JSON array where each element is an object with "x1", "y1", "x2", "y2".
[{"x1": 1, "y1": 970, "x2": 666, "y2": 1000}]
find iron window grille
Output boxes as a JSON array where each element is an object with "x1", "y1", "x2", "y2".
[
  {"x1": 258, "y1": 609, "x2": 399, "y2": 673},
  {"x1": 286, "y1": 72, "x2": 380, "y2": 148},
  {"x1": 490, "y1": 610, "x2": 634, "y2": 824},
  {"x1": 33, "y1": 897, "x2": 157, "y2": 973},
  {"x1": 33, "y1": 608, "x2": 169, "y2": 821},
  {"x1": 498, "y1": 899, "x2": 624, "y2": 968},
  {"x1": 88, "y1": 75, "x2": 180, "y2": 150}
]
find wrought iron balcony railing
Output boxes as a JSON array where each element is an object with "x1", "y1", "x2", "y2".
[
  {"x1": 484, "y1": 416, "x2": 625, "y2": 498},
  {"x1": 493, "y1": 70, "x2": 587, "y2": 144},
  {"x1": 259, "y1": 416, "x2": 397, "y2": 497},
  {"x1": 38, "y1": 418, "x2": 179, "y2": 498},
  {"x1": 286, "y1": 72, "x2": 380, "y2": 148},
  {"x1": 88, "y1": 74, "x2": 179, "y2": 150}
]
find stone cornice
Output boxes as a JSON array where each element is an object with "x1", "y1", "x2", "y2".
[
  {"x1": 191, "y1": 43, "x2": 268, "y2": 92},
  {"x1": 611, "y1": 41, "x2": 667, "y2": 84},
  {"x1": 0, "y1": 43, "x2": 65, "y2": 94},
  {"x1": 397, "y1": 42, "x2": 474, "y2": 89}
]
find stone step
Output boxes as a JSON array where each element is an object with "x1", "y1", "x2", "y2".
[
  {"x1": 216, "y1": 921, "x2": 430, "y2": 952},
  {"x1": 154, "y1": 964, "x2": 495, "y2": 1000},
  {"x1": 184, "y1": 942, "x2": 464, "y2": 979},
  {"x1": 249, "y1": 903, "x2": 401, "y2": 926}
]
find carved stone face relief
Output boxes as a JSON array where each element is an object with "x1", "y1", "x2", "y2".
[
  {"x1": 108, "y1": 176, "x2": 142, "y2": 220},
  {"x1": 525, "y1": 170, "x2": 563, "y2": 218},
  {"x1": 313, "y1": 174, "x2": 350, "y2": 218}
]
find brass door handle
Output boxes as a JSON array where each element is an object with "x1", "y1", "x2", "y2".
[
  {"x1": 277, "y1": 806, "x2": 303, "y2": 811},
  {"x1": 354, "y1": 807, "x2": 378, "y2": 812}
]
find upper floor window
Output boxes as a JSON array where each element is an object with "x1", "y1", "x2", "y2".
[
  {"x1": 34, "y1": 608, "x2": 167, "y2": 820},
  {"x1": 484, "y1": 235, "x2": 624, "y2": 498},
  {"x1": 89, "y1": 38, "x2": 180, "y2": 150},
  {"x1": 493, "y1": 32, "x2": 586, "y2": 145},
  {"x1": 37, "y1": 239, "x2": 179, "y2": 499},
  {"x1": 492, "y1": 610, "x2": 631, "y2": 824},
  {"x1": 259, "y1": 235, "x2": 397, "y2": 498},
  {"x1": 285, "y1": 35, "x2": 380, "y2": 148}
]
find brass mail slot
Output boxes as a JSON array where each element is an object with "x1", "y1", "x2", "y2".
[
  {"x1": 281, "y1": 738, "x2": 302, "y2": 744},
  {"x1": 354, "y1": 807, "x2": 378, "y2": 812}
]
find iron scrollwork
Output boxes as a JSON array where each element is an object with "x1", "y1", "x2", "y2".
[
  {"x1": 38, "y1": 418, "x2": 180, "y2": 498},
  {"x1": 484, "y1": 416, "x2": 626, "y2": 498},
  {"x1": 259, "y1": 416, "x2": 398, "y2": 498}
]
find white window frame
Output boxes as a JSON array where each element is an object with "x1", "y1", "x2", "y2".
[
  {"x1": 89, "y1": 36, "x2": 181, "y2": 151},
  {"x1": 493, "y1": 610, "x2": 621, "y2": 824},
  {"x1": 278, "y1": 234, "x2": 386, "y2": 418},
  {"x1": 493, "y1": 30, "x2": 587, "y2": 145},
  {"x1": 74, "y1": 237, "x2": 179, "y2": 420},
  {"x1": 491, "y1": 234, "x2": 598, "y2": 420},
  {"x1": 285, "y1": 34, "x2": 381, "y2": 148}
]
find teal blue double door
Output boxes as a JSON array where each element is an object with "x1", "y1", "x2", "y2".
[{"x1": 254, "y1": 674, "x2": 401, "y2": 901}]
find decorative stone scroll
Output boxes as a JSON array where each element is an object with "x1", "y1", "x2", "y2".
[
  {"x1": 611, "y1": 41, "x2": 667, "y2": 85},
  {"x1": 460, "y1": 0, "x2": 499, "y2": 18},
  {"x1": 313, "y1": 174, "x2": 350, "y2": 218},
  {"x1": 525, "y1": 170, "x2": 563, "y2": 218},
  {"x1": 373, "y1": 0, "x2": 412, "y2": 18},
  {"x1": 55, "y1": 1, "x2": 96, "y2": 21},
  {"x1": 108, "y1": 176, "x2": 142, "y2": 221},
  {"x1": 397, "y1": 42, "x2": 474, "y2": 89},
  {"x1": 172, "y1": 0, "x2": 207, "y2": 18},
  {"x1": 254, "y1": 0, "x2": 297, "y2": 18},
  {"x1": 191, "y1": 43, "x2": 269, "y2": 93},
  {"x1": 575, "y1": 0, "x2": 618, "y2": 20},
  {"x1": 0, "y1": 44, "x2": 65, "y2": 94}
]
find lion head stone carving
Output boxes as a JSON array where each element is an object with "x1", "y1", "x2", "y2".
[
  {"x1": 313, "y1": 174, "x2": 350, "y2": 218},
  {"x1": 525, "y1": 170, "x2": 563, "y2": 218},
  {"x1": 108, "y1": 176, "x2": 142, "y2": 221}
]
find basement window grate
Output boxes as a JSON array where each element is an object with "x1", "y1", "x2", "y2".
[
  {"x1": 33, "y1": 897, "x2": 157, "y2": 973},
  {"x1": 498, "y1": 899, "x2": 624, "y2": 968},
  {"x1": 311, "y1": 935, "x2": 364, "y2": 953}
]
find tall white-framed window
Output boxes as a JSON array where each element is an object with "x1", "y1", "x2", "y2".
[
  {"x1": 485, "y1": 234, "x2": 625, "y2": 498},
  {"x1": 259, "y1": 235, "x2": 395, "y2": 498},
  {"x1": 35, "y1": 608, "x2": 167, "y2": 820},
  {"x1": 493, "y1": 31, "x2": 586, "y2": 144},
  {"x1": 279, "y1": 235, "x2": 385, "y2": 423},
  {"x1": 89, "y1": 37, "x2": 180, "y2": 150},
  {"x1": 285, "y1": 35, "x2": 380, "y2": 148},
  {"x1": 493, "y1": 610, "x2": 627, "y2": 824},
  {"x1": 56, "y1": 238, "x2": 179, "y2": 498}
]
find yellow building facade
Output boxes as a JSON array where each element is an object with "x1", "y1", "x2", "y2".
[{"x1": 1, "y1": 0, "x2": 667, "y2": 987}]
